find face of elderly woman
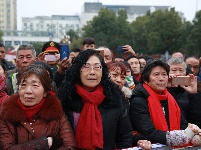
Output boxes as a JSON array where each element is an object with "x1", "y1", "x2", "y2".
[
  {"x1": 147, "y1": 66, "x2": 168, "y2": 94},
  {"x1": 19, "y1": 74, "x2": 46, "y2": 107},
  {"x1": 80, "y1": 55, "x2": 102, "y2": 91}
]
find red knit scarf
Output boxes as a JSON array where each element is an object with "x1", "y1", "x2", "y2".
[
  {"x1": 75, "y1": 84, "x2": 105, "y2": 150},
  {"x1": 17, "y1": 98, "x2": 45, "y2": 122},
  {"x1": 143, "y1": 83, "x2": 181, "y2": 131}
]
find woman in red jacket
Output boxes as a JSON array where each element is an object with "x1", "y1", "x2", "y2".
[{"x1": 0, "y1": 65, "x2": 76, "y2": 150}]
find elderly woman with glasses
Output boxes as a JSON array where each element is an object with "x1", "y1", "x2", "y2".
[{"x1": 58, "y1": 49, "x2": 132, "y2": 149}]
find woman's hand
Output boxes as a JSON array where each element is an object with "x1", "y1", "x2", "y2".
[
  {"x1": 137, "y1": 140, "x2": 152, "y2": 150},
  {"x1": 181, "y1": 74, "x2": 197, "y2": 94}
]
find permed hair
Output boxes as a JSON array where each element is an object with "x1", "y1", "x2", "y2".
[
  {"x1": 141, "y1": 59, "x2": 170, "y2": 83},
  {"x1": 58, "y1": 49, "x2": 123, "y2": 110}
]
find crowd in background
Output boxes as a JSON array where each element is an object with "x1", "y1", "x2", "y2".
[{"x1": 0, "y1": 37, "x2": 201, "y2": 150}]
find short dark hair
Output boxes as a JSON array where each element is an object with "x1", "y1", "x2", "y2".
[
  {"x1": 125, "y1": 55, "x2": 138, "y2": 62},
  {"x1": 0, "y1": 43, "x2": 5, "y2": 49},
  {"x1": 18, "y1": 65, "x2": 51, "y2": 92},
  {"x1": 70, "y1": 48, "x2": 81, "y2": 53},
  {"x1": 141, "y1": 59, "x2": 170, "y2": 83},
  {"x1": 82, "y1": 37, "x2": 95, "y2": 45}
]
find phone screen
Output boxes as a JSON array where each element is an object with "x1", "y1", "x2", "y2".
[
  {"x1": 45, "y1": 55, "x2": 57, "y2": 61},
  {"x1": 60, "y1": 44, "x2": 69, "y2": 60}
]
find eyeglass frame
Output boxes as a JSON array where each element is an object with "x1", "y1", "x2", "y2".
[{"x1": 81, "y1": 63, "x2": 102, "y2": 72}]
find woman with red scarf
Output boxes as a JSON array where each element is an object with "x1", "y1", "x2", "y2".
[
  {"x1": 58, "y1": 49, "x2": 132, "y2": 149},
  {"x1": 0, "y1": 65, "x2": 76, "y2": 149},
  {"x1": 130, "y1": 59, "x2": 201, "y2": 148}
]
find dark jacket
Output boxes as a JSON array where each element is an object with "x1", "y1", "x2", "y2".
[
  {"x1": 1, "y1": 59, "x2": 16, "y2": 71},
  {"x1": 60, "y1": 89, "x2": 133, "y2": 150},
  {"x1": 0, "y1": 94, "x2": 76, "y2": 150},
  {"x1": 168, "y1": 87, "x2": 201, "y2": 128},
  {"x1": 186, "y1": 92, "x2": 201, "y2": 128},
  {"x1": 130, "y1": 84, "x2": 188, "y2": 145},
  {"x1": 167, "y1": 87, "x2": 189, "y2": 119}
]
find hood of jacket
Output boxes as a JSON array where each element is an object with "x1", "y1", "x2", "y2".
[{"x1": 0, "y1": 94, "x2": 63, "y2": 123}]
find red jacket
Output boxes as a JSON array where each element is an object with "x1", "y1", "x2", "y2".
[{"x1": 0, "y1": 94, "x2": 76, "y2": 150}]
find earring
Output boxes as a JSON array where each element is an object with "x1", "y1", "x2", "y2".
[{"x1": 44, "y1": 93, "x2": 47, "y2": 97}]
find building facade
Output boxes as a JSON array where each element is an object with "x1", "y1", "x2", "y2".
[
  {"x1": 2, "y1": 2, "x2": 173, "y2": 47},
  {"x1": 0, "y1": 0, "x2": 17, "y2": 36},
  {"x1": 21, "y1": 15, "x2": 80, "y2": 38},
  {"x1": 80, "y1": 2, "x2": 171, "y2": 27}
]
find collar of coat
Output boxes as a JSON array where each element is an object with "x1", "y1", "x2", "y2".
[{"x1": 0, "y1": 94, "x2": 63, "y2": 123}]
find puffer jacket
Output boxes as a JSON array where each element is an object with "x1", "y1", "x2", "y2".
[
  {"x1": 130, "y1": 84, "x2": 188, "y2": 145},
  {"x1": 0, "y1": 94, "x2": 76, "y2": 150}
]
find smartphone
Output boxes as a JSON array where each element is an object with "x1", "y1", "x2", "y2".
[
  {"x1": 171, "y1": 76, "x2": 190, "y2": 86},
  {"x1": 60, "y1": 44, "x2": 69, "y2": 60},
  {"x1": 117, "y1": 46, "x2": 124, "y2": 52},
  {"x1": 44, "y1": 55, "x2": 57, "y2": 61},
  {"x1": 95, "y1": 49, "x2": 104, "y2": 57}
]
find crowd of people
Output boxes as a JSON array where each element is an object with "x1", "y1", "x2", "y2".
[{"x1": 0, "y1": 37, "x2": 201, "y2": 150}]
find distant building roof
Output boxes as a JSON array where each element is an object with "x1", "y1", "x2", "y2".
[{"x1": 83, "y1": 2, "x2": 170, "y2": 14}]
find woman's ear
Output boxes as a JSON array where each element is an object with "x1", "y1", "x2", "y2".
[{"x1": 144, "y1": 81, "x2": 148, "y2": 84}]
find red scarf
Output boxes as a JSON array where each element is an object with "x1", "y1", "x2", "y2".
[
  {"x1": 75, "y1": 84, "x2": 105, "y2": 150},
  {"x1": 143, "y1": 83, "x2": 181, "y2": 131},
  {"x1": 17, "y1": 98, "x2": 45, "y2": 121}
]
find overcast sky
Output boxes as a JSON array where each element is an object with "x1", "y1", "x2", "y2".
[{"x1": 17, "y1": 0, "x2": 200, "y2": 30}]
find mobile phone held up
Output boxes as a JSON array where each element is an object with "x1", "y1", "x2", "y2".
[
  {"x1": 60, "y1": 44, "x2": 69, "y2": 61},
  {"x1": 171, "y1": 76, "x2": 190, "y2": 86},
  {"x1": 117, "y1": 46, "x2": 124, "y2": 53},
  {"x1": 45, "y1": 55, "x2": 57, "y2": 62}
]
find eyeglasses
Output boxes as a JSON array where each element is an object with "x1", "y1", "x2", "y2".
[{"x1": 81, "y1": 64, "x2": 102, "y2": 72}]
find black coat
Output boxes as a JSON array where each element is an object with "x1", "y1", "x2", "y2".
[
  {"x1": 187, "y1": 92, "x2": 201, "y2": 128},
  {"x1": 168, "y1": 87, "x2": 201, "y2": 128},
  {"x1": 0, "y1": 59, "x2": 16, "y2": 71},
  {"x1": 130, "y1": 84, "x2": 188, "y2": 145},
  {"x1": 61, "y1": 89, "x2": 133, "y2": 150}
]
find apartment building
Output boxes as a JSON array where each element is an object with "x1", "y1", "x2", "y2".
[
  {"x1": 21, "y1": 15, "x2": 80, "y2": 38},
  {"x1": 0, "y1": 0, "x2": 17, "y2": 35}
]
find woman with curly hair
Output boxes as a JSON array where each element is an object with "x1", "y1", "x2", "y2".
[{"x1": 58, "y1": 49, "x2": 132, "y2": 149}]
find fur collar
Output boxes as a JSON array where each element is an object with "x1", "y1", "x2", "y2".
[{"x1": 0, "y1": 94, "x2": 63, "y2": 123}]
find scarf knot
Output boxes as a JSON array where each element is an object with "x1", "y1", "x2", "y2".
[
  {"x1": 143, "y1": 83, "x2": 181, "y2": 131},
  {"x1": 75, "y1": 84, "x2": 105, "y2": 150}
]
